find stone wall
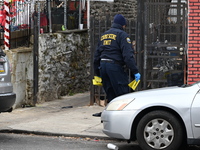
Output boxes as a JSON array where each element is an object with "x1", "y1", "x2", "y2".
[
  {"x1": 90, "y1": 0, "x2": 137, "y2": 20},
  {"x1": 6, "y1": 30, "x2": 90, "y2": 107},
  {"x1": 37, "y1": 31, "x2": 90, "y2": 103}
]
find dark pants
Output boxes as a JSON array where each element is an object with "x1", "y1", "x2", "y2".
[{"x1": 100, "y1": 61, "x2": 129, "y2": 103}]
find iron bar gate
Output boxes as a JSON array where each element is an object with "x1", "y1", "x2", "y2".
[
  {"x1": 142, "y1": 0, "x2": 187, "y2": 89},
  {"x1": 90, "y1": 1, "x2": 188, "y2": 104},
  {"x1": 90, "y1": 15, "x2": 137, "y2": 105}
]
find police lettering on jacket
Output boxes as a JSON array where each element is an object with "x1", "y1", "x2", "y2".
[{"x1": 101, "y1": 34, "x2": 117, "y2": 45}]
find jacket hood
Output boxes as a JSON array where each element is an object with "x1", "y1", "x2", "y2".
[{"x1": 111, "y1": 23, "x2": 124, "y2": 30}]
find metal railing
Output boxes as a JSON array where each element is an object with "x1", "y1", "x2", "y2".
[{"x1": 0, "y1": 0, "x2": 86, "y2": 49}]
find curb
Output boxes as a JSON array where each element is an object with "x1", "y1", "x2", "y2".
[{"x1": 0, "y1": 129, "x2": 113, "y2": 140}]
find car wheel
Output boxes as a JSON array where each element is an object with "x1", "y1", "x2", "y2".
[{"x1": 136, "y1": 110, "x2": 183, "y2": 150}]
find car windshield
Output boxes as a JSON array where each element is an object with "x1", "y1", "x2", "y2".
[
  {"x1": 180, "y1": 81, "x2": 200, "y2": 88},
  {"x1": 177, "y1": 81, "x2": 200, "y2": 88},
  {"x1": 190, "y1": 81, "x2": 200, "y2": 86},
  {"x1": 0, "y1": 48, "x2": 6, "y2": 57}
]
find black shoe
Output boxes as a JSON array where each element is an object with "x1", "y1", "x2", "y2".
[{"x1": 92, "y1": 112, "x2": 102, "y2": 117}]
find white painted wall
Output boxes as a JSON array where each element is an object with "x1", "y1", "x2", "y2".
[{"x1": 5, "y1": 48, "x2": 33, "y2": 108}]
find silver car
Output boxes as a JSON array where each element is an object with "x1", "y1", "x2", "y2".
[
  {"x1": 101, "y1": 82, "x2": 200, "y2": 150},
  {"x1": 0, "y1": 48, "x2": 16, "y2": 113}
]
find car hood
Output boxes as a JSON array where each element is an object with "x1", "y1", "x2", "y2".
[{"x1": 111, "y1": 84, "x2": 200, "y2": 111}]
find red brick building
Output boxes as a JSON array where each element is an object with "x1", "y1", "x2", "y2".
[{"x1": 188, "y1": 0, "x2": 200, "y2": 84}]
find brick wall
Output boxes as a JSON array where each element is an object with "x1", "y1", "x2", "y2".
[{"x1": 188, "y1": 0, "x2": 200, "y2": 84}]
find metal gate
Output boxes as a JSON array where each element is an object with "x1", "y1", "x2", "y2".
[
  {"x1": 90, "y1": 15, "x2": 136, "y2": 105},
  {"x1": 90, "y1": 1, "x2": 188, "y2": 104},
  {"x1": 142, "y1": 0, "x2": 187, "y2": 89}
]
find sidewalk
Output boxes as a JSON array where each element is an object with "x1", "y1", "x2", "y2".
[{"x1": 0, "y1": 92, "x2": 109, "y2": 139}]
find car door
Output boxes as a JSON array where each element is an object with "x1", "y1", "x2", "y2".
[{"x1": 191, "y1": 90, "x2": 200, "y2": 138}]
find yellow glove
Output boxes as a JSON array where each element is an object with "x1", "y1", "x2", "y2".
[
  {"x1": 92, "y1": 76, "x2": 103, "y2": 86},
  {"x1": 128, "y1": 79, "x2": 140, "y2": 90}
]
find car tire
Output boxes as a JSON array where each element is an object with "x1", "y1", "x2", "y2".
[{"x1": 136, "y1": 110, "x2": 183, "y2": 150}]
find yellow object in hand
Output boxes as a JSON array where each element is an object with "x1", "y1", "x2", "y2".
[
  {"x1": 92, "y1": 76, "x2": 103, "y2": 86},
  {"x1": 128, "y1": 79, "x2": 140, "y2": 90}
]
